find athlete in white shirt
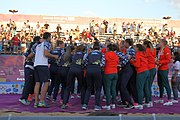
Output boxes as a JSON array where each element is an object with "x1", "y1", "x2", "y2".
[
  {"x1": 33, "y1": 32, "x2": 58, "y2": 108},
  {"x1": 171, "y1": 52, "x2": 180, "y2": 103}
]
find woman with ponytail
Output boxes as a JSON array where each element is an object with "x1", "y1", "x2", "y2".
[
  {"x1": 143, "y1": 40, "x2": 156, "y2": 107},
  {"x1": 155, "y1": 39, "x2": 172, "y2": 106},
  {"x1": 130, "y1": 44, "x2": 150, "y2": 110}
]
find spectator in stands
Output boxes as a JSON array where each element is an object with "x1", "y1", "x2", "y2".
[
  {"x1": 22, "y1": 22, "x2": 27, "y2": 31},
  {"x1": 26, "y1": 20, "x2": 30, "y2": 28},
  {"x1": 11, "y1": 34, "x2": 19, "y2": 53},
  {"x1": 56, "y1": 24, "x2": 62, "y2": 38},
  {"x1": 100, "y1": 23, "x2": 105, "y2": 35},
  {"x1": 5, "y1": 24, "x2": 10, "y2": 33},
  {"x1": 8, "y1": 19, "x2": 13, "y2": 30},
  {"x1": 112, "y1": 23, "x2": 117, "y2": 38},
  {"x1": 44, "y1": 21, "x2": 50, "y2": 31},
  {"x1": 12, "y1": 28, "x2": 16, "y2": 37},
  {"x1": 0, "y1": 25, "x2": 4, "y2": 34},
  {"x1": 39, "y1": 27, "x2": 45, "y2": 37},
  {"x1": 86, "y1": 28, "x2": 91, "y2": 42},
  {"x1": 12, "y1": 21, "x2": 16, "y2": 30},
  {"x1": 0, "y1": 35, "x2": 2, "y2": 52},
  {"x1": 122, "y1": 22, "x2": 126, "y2": 33},
  {"x1": 81, "y1": 29, "x2": 86, "y2": 41},
  {"x1": 65, "y1": 30, "x2": 69, "y2": 41},
  {"x1": 90, "y1": 20, "x2": 95, "y2": 34},
  {"x1": 36, "y1": 21, "x2": 40, "y2": 36}
]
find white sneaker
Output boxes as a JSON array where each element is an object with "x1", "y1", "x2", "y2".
[
  {"x1": 163, "y1": 101, "x2": 173, "y2": 106},
  {"x1": 91, "y1": 95, "x2": 95, "y2": 98},
  {"x1": 143, "y1": 103, "x2": 151, "y2": 108},
  {"x1": 172, "y1": 100, "x2": 178, "y2": 104},
  {"x1": 134, "y1": 105, "x2": 143, "y2": 110},
  {"x1": 70, "y1": 95, "x2": 75, "y2": 99},
  {"x1": 102, "y1": 105, "x2": 111, "y2": 110},
  {"x1": 94, "y1": 105, "x2": 102, "y2": 111},
  {"x1": 149, "y1": 101, "x2": 153, "y2": 107},
  {"x1": 111, "y1": 104, "x2": 116, "y2": 109},
  {"x1": 102, "y1": 98, "x2": 106, "y2": 102},
  {"x1": 154, "y1": 99, "x2": 164, "y2": 103}
]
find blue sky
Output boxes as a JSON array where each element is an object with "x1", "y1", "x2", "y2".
[{"x1": 0, "y1": 0, "x2": 180, "y2": 19}]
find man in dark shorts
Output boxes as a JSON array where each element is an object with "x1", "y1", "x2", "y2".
[{"x1": 33, "y1": 32, "x2": 58, "y2": 108}]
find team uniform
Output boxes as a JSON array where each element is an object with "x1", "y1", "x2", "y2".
[
  {"x1": 130, "y1": 51, "x2": 150, "y2": 109},
  {"x1": 116, "y1": 51, "x2": 134, "y2": 108},
  {"x1": 82, "y1": 50, "x2": 105, "y2": 110},
  {"x1": 103, "y1": 51, "x2": 119, "y2": 110},
  {"x1": 156, "y1": 46, "x2": 172, "y2": 105},
  {"x1": 47, "y1": 47, "x2": 64, "y2": 101},
  {"x1": 146, "y1": 48, "x2": 156, "y2": 102},
  {"x1": 126, "y1": 46, "x2": 138, "y2": 104},
  {"x1": 62, "y1": 51, "x2": 85, "y2": 106},
  {"x1": 19, "y1": 42, "x2": 37, "y2": 105},
  {"x1": 57, "y1": 50, "x2": 72, "y2": 101}
]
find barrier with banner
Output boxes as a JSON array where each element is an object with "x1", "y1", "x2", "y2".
[{"x1": 0, "y1": 55, "x2": 25, "y2": 94}]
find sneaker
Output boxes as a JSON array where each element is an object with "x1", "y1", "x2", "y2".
[
  {"x1": 134, "y1": 105, "x2": 143, "y2": 110},
  {"x1": 172, "y1": 99, "x2": 178, "y2": 104},
  {"x1": 94, "y1": 105, "x2": 101, "y2": 111},
  {"x1": 46, "y1": 95, "x2": 51, "y2": 100},
  {"x1": 143, "y1": 103, "x2": 151, "y2": 108},
  {"x1": 51, "y1": 99, "x2": 56, "y2": 103},
  {"x1": 154, "y1": 99, "x2": 164, "y2": 103},
  {"x1": 34, "y1": 103, "x2": 38, "y2": 108},
  {"x1": 61, "y1": 104, "x2": 68, "y2": 109},
  {"x1": 71, "y1": 95, "x2": 75, "y2": 99},
  {"x1": 149, "y1": 101, "x2": 153, "y2": 107},
  {"x1": 117, "y1": 101, "x2": 127, "y2": 107},
  {"x1": 19, "y1": 99, "x2": 30, "y2": 105},
  {"x1": 91, "y1": 95, "x2": 95, "y2": 98},
  {"x1": 111, "y1": 104, "x2": 116, "y2": 109},
  {"x1": 59, "y1": 99, "x2": 63, "y2": 104},
  {"x1": 102, "y1": 105, "x2": 111, "y2": 110},
  {"x1": 38, "y1": 101, "x2": 49, "y2": 108},
  {"x1": 124, "y1": 104, "x2": 134, "y2": 109},
  {"x1": 163, "y1": 101, "x2": 173, "y2": 106},
  {"x1": 82, "y1": 104, "x2": 87, "y2": 110},
  {"x1": 102, "y1": 96, "x2": 106, "y2": 102},
  {"x1": 77, "y1": 94, "x2": 81, "y2": 98}
]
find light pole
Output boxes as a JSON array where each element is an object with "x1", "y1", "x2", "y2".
[
  {"x1": 9, "y1": 9, "x2": 18, "y2": 23},
  {"x1": 9, "y1": 10, "x2": 18, "y2": 14},
  {"x1": 162, "y1": 16, "x2": 172, "y2": 33}
]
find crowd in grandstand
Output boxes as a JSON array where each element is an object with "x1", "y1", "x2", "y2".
[
  {"x1": 17, "y1": 29, "x2": 180, "y2": 110},
  {"x1": 0, "y1": 19, "x2": 179, "y2": 55}
]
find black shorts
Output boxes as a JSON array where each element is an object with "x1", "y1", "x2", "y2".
[{"x1": 34, "y1": 66, "x2": 50, "y2": 83}]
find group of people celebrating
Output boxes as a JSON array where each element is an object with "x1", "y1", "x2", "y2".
[{"x1": 19, "y1": 32, "x2": 180, "y2": 111}]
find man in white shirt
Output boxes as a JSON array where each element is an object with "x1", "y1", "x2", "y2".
[
  {"x1": 171, "y1": 52, "x2": 180, "y2": 103},
  {"x1": 33, "y1": 32, "x2": 58, "y2": 108}
]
